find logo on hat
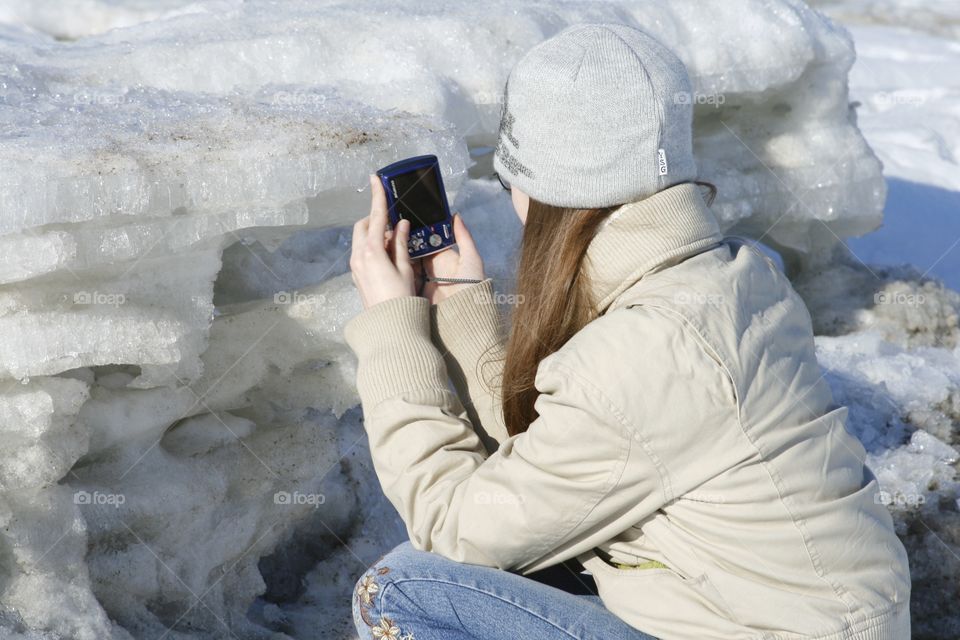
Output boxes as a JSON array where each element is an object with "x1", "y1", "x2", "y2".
[
  {"x1": 657, "y1": 148, "x2": 669, "y2": 176},
  {"x1": 500, "y1": 80, "x2": 520, "y2": 149},
  {"x1": 494, "y1": 78, "x2": 534, "y2": 179}
]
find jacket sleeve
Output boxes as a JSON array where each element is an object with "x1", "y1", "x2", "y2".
[
  {"x1": 343, "y1": 294, "x2": 666, "y2": 574},
  {"x1": 428, "y1": 278, "x2": 509, "y2": 454}
]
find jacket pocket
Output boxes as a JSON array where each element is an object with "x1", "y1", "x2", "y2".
[{"x1": 577, "y1": 548, "x2": 746, "y2": 638}]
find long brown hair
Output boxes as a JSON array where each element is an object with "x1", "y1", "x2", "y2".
[{"x1": 495, "y1": 181, "x2": 717, "y2": 437}]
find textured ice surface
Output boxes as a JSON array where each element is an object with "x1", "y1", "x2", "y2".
[
  {"x1": 0, "y1": 0, "x2": 955, "y2": 638},
  {"x1": 0, "y1": 0, "x2": 884, "y2": 254},
  {"x1": 810, "y1": 0, "x2": 960, "y2": 39}
]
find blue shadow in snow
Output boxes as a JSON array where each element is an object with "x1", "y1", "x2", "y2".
[{"x1": 847, "y1": 177, "x2": 960, "y2": 291}]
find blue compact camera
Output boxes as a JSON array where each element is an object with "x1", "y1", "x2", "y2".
[{"x1": 376, "y1": 154, "x2": 455, "y2": 259}]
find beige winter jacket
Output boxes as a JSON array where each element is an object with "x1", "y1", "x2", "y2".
[{"x1": 343, "y1": 182, "x2": 911, "y2": 639}]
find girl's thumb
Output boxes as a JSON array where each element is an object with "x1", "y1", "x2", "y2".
[
  {"x1": 453, "y1": 212, "x2": 478, "y2": 258},
  {"x1": 393, "y1": 219, "x2": 412, "y2": 272}
]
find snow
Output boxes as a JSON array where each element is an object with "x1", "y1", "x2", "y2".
[
  {"x1": 0, "y1": 0, "x2": 956, "y2": 638},
  {"x1": 838, "y1": 24, "x2": 960, "y2": 290},
  {"x1": 805, "y1": 3, "x2": 960, "y2": 632}
]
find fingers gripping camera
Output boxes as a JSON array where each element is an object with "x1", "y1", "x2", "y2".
[{"x1": 375, "y1": 154, "x2": 456, "y2": 259}]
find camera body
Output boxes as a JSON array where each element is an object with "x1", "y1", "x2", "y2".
[{"x1": 376, "y1": 154, "x2": 455, "y2": 259}]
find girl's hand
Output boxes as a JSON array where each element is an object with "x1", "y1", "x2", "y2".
[
  {"x1": 413, "y1": 212, "x2": 486, "y2": 304},
  {"x1": 349, "y1": 175, "x2": 416, "y2": 309}
]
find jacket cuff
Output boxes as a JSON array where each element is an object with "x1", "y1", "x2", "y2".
[
  {"x1": 343, "y1": 295, "x2": 451, "y2": 408},
  {"x1": 430, "y1": 278, "x2": 506, "y2": 367}
]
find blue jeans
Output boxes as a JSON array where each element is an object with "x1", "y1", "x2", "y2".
[{"x1": 352, "y1": 540, "x2": 657, "y2": 640}]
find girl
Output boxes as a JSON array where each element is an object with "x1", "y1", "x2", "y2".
[{"x1": 344, "y1": 23, "x2": 911, "y2": 640}]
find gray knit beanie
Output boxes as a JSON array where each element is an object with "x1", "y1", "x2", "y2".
[{"x1": 492, "y1": 23, "x2": 698, "y2": 209}]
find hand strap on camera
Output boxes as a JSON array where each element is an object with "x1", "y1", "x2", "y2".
[
  {"x1": 414, "y1": 272, "x2": 483, "y2": 297},
  {"x1": 424, "y1": 276, "x2": 484, "y2": 284}
]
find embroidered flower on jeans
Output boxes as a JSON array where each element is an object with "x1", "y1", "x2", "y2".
[
  {"x1": 356, "y1": 565, "x2": 414, "y2": 639},
  {"x1": 356, "y1": 574, "x2": 379, "y2": 605},
  {"x1": 371, "y1": 616, "x2": 401, "y2": 639}
]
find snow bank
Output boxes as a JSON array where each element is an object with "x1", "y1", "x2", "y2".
[
  {"x1": 0, "y1": 0, "x2": 951, "y2": 638},
  {"x1": 0, "y1": 0, "x2": 200, "y2": 41},
  {"x1": 816, "y1": 328, "x2": 960, "y2": 637},
  {"x1": 830, "y1": 23, "x2": 960, "y2": 290},
  {"x1": 810, "y1": 0, "x2": 960, "y2": 40}
]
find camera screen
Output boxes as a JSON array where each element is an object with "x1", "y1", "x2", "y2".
[{"x1": 391, "y1": 167, "x2": 446, "y2": 227}]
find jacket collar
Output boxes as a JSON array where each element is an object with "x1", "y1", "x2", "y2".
[{"x1": 583, "y1": 182, "x2": 724, "y2": 315}]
